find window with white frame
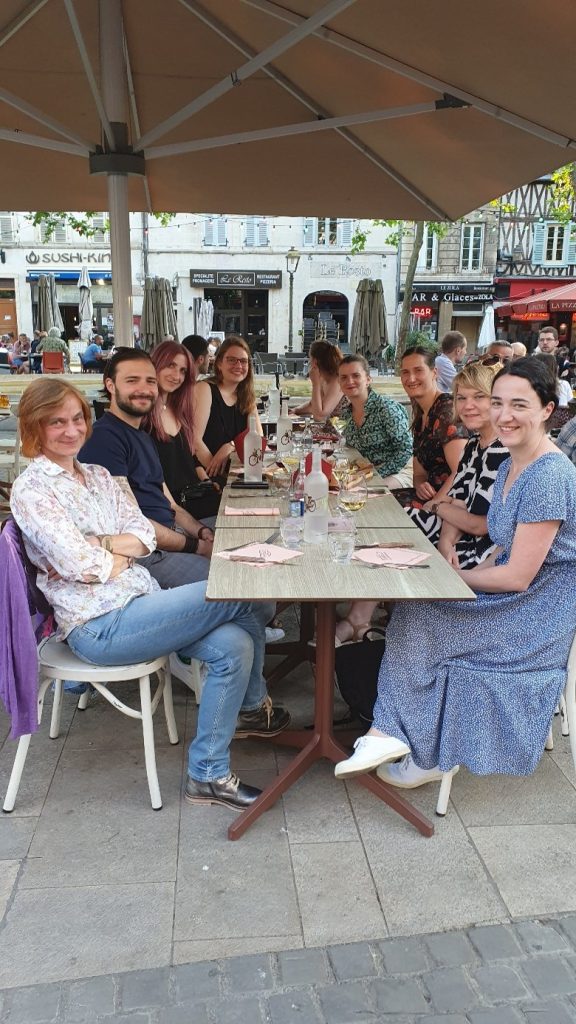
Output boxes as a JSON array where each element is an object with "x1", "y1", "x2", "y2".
[
  {"x1": 0, "y1": 214, "x2": 14, "y2": 243},
  {"x1": 203, "y1": 215, "x2": 227, "y2": 246},
  {"x1": 40, "y1": 218, "x2": 67, "y2": 244},
  {"x1": 532, "y1": 221, "x2": 576, "y2": 266},
  {"x1": 545, "y1": 223, "x2": 566, "y2": 263},
  {"x1": 417, "y1": 225, "x2": 438, "y2": 270},
  {"x1": 460, "y1": 223, "x2": 484, "y2": 271},
  {"x1": 302, "y1": 217, "x2": 353, "y2": 248},
  {"x1": 245, "y1": 216, "x2": 268, "y2": 247},
  {"x1": 92, "y1": 214, "x2": 108, "y2": 244}
]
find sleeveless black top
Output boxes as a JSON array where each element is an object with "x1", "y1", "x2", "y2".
[
  {"x1": 202, "y1": 381, "x2": 247, "y2": 455},
  {"x1": 152, "y1": 429, "x2": 222, "y2": 520}
]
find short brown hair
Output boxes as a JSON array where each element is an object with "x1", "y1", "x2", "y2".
[
  {"x1": 539, "y1": 326, "x2": 558, "y2": 341},
  {"x1": 309, "y1": 340, "x2": 343, "y2": 379},
  {"x1": 441, "y1": 331, "x2": 467, "y2": 355},
  {"x1": 19, "y1": 379, "x2": 92, "y2": 457}
]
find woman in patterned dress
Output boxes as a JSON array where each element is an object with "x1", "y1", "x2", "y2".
[
  {"x1": 412, "y1": 360, "x2": 509, "y2": 568},
  {"x1": 335, "y1": 358, "x2": 576, "y2": 787}
]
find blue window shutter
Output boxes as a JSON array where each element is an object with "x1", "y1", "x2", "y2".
[
  {"x1": 532, "y1": 222, "x2": 545, "y2": 264},
  {"x1": 204, "y1": 217, "x2": 214, "y2": 246},
  {"x1": 565, "y1": 222, "x2": 576, "y2": 264},
  {"x1": 258, "y1": 218, "x2": 268, "y2": 245},
  {"x1": 338, "y1": 219, "x2": 353, "y2": 247},
  {"x1": 303, "y1": 217, "x2": 316, "y2": 246},
  {"x1": 216, "y1": 217, "x2": 227, "y2": 246},
  {"x1": 245, "y1": 217, "x2": 256, "y2": 246}
]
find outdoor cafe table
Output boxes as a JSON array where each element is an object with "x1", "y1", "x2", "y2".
[{"x1": 206, "y1": 519, "x2": 475, "y2": 842}]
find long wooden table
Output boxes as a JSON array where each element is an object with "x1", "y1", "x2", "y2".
[{"x1": 207, "y1": 482, "x2": 475, "y2": 841}]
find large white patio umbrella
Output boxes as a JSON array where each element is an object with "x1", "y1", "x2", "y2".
[
  {"x1": 77, "y1": 266, "x2": 94, "y2": 341},
  {"x1": 1, "y1": 1, "x2": 574, "y2": 345}
]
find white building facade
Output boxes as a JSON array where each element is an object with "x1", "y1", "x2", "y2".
[{"x1": 0, "y1": 212, "x2": 397, "y2": 354}]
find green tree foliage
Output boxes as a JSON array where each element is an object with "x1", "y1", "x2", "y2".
[{"x1": 28, "y1": 210, "x2": 175, "y2": 239}]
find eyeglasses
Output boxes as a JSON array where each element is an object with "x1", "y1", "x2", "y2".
[
  {"x1": 478, "y1": 355, "x2": 510, "y2": 366},
  {"x1": 224, "y1": 356, "x2": 249, "y2": 367}
]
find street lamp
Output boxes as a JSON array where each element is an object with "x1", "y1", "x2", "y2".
[{"x1": 286, "y1": 247, "x2": 301, "y2": 354}]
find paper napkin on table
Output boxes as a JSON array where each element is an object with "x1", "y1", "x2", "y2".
[
  {"x1": 216, "y1": 543, "x2": 301, "y2": 566},
  {"x1": 224, "y1": 505, "x2": 280, "y2": 516},
  {"x1": 353, "y1": 547, "x2": 430, "y2": 566}
]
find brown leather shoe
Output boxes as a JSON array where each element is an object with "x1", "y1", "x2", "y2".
[
  {"x1": 234, "y1": 694, "x2": 291, "y2": 739},
  {"x1": 184, "y1": 772, "x2": 262, "y2": 811}
]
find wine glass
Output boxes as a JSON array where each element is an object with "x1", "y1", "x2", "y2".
[
  {"x1": 332, "y1": 455, "x2": 350, "y2": 488},
  {"x1": 338, "y1": 474, "x2": 368, "y2": 514}
]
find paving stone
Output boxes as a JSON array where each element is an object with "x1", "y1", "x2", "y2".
[
  {"x1": 419, "y1": 1017, "x2": 469, "y2": 1024},
  {"x1": 423, "y1": 966, "x2": 477, "y2": 1013},
  {"x1": 372, "y1": 976, "x2": 430, "y2": 1014},
  {"x1": 171, "y1": 961, "x2": 221, "y2": 1001},
  {"x1": 267, "y1": 991, "x2": 320, "y2": 1024},
  {"x1": 472, "y1": 964, "x2": 529, "y2": 1002},
  {"x1": 468, "y1": 1010, "x2": 523, "y2": 1024},
  {"x1": 378, "y1": 936, "x2": 428, "y2": 974},
  {"x1": 468, "y1": 925, "x2": 524, "y2": 960},
  {"x1": 65, "y1": 976, "x2": 116, "y2": 1021},
  {"x1": 208, "y1": 997, "x2": 265, "y2": 1024},
  {"x1": 7, "y1": 982, "x2": 61, "y2": 1022},
  {"x1": 120, "y1": 967, "x2": 171, "y2": 1009},
  {"x1": 558, "y1": 917, "x2": 576, "y2": 949},
  {"x1": 277, "y1": 948, "x2": 330, "y2": 987},
  {"x1": 223, "y1": 954, "x2": 273, "y2": 993},
  {"x1": 521, "y1": 1000, "x2": 576, "y2": 1022},
  {"x1": 424, "y1": 931, "x2": 477, "y2": 967},
  {"x1": 318, "y1": 981, "x2": 375, "y2": 1023},
  {"x1": 96, "y1": 1015, "x2": 151, "y2": 1024},
  {"x1": 327, "y1": 942, "x2": 377, "y2": 981},
  {"x1": 158, "y1": 1005, "x2": 210, "y2": 1024},
  {"x1": 521, "y1": 958, "x2": 576, "y2": 998},
  {"x1": 515, "y1": 921, "x2": 570, "y2": 955}
]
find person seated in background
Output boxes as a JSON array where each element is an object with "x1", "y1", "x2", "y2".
[
  {"x1": 511, "y1": 341, "x2": 527, "y2": 359},
  {"x1": 10, "y1": 378, "x2": 290, "y2": 811},
  {"x1": 82, "y1": 335, "x2": 106, "y2": 371},
  {"x1": 293, "y1": 341, "x2": 348, "y2": 422},
  {"x1": 434, "y1": 331, "x2": 467, "y2": 393},
  {"x1": 36, "y1": 327, "x2": 70, "y2": 370},
  {"x1": 10, "y1": 334, "x2": 30, "y2": 374},
  {"x1": 481, "y1": 340, "x2": 513, "y2": 364},
  {"x1": 556, "y1": 415, "x2": 576, "y2": 466},
  {"x1": 534, "y1": 351, "x2": 573, "y2": 431},
  {"x1": 30, "y1": 331, "x2": 44, "y2": 373},
  {"x1": 79, "y1": 347, "x2": 214, "y2": 587},
  {"x1": 335, "y1": 358, "x2": 576, "y2": 790},
  {"x1": 181, "y1": 334, "x2": 211, "y2": 377},
  {"x1": 143, "y1": 340, "x2": 222, "y2": 526}
]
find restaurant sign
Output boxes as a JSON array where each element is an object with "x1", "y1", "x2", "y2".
[
  {"x1": 549, "y1": 299, "x2": 576, "y2": 311},
  {"x1": 411, "y1": 282, "x2": 493, "y2": 305},
  {"x1": 190, "y1": 269, "x2": 282, "y2": 288},
  {"x1": 25, "y1": 250, "x2": 111, "y2": 265}
]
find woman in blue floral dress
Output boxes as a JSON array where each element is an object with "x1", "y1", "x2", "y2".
[{"x1": 335, "y1": 358, "x2": 576, "y2": 786}]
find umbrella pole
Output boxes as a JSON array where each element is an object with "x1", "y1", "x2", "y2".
[{"x1": 107, "y1": 174, "x2": 133, "y2": 347}]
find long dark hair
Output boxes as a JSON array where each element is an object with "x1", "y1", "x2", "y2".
[
  {"x1": 493, "y1": 356, "x2": 559, "y2": 410},
  {"x1": 213, "y1": 335, "x2": 255, "y2": 415},
  {"x1": 144, "y1": 341, "x2": 196, "y2": 451}
]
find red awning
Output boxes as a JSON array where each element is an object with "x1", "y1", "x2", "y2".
[{"x1": 495, "y1": 280, "x2": 576, "y2": 317}]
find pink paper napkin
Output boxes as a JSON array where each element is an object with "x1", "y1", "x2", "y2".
[
  {"x1": 353, "y1": 547, "x2": 430, "y2": 567},
  {"x1": 216, "y1": 543, "x2": 301, "y2": 566},
  {"x1": 224, "y1": 505, "x2": 280, "y2": 516}
]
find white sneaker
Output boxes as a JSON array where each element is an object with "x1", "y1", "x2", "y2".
[
  {"x1": 334, "y1": 734, "x2": 410, "y2": 779},
  {"x1": 377, "y1": 754, "x2": 458, "y2": 789},
  {"x1": 265, "y1": 626, "x2": 285, "y2": 643}
]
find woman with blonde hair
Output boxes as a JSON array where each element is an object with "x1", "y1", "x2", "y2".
[{"x1": 194, "y1": 335, "x2": 261, "y2": 477}]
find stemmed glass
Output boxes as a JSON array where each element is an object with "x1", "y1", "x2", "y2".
[{"x1": 337, "y1": 474, "x2": 368, "y2": 514}]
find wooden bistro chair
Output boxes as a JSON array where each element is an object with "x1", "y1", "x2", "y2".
[{"x1": 435, "y1": 632, "x2": 576, "y2": 816}]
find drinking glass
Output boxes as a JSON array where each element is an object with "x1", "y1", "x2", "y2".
[
  {"x1": 332, "y1": 455, "x2": 350, "y2": 488},
  {"x1": 270, "y1": 464, "x2": 291, "y2": 497},
  {"x1": 279, "y1": 516, "x2": 304, "y2": 549},
  {"x1": 338, "y1": 475, "x2": 368, "y2": 513},
  {"x1": 328, "y1": 531, "x2": 356, "y2": 565}
]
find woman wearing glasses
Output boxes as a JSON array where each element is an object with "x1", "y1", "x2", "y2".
[{"x1": 194, "y1": 336, "x2": 261, "y2": 478}]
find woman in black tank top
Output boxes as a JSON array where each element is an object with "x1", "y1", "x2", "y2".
[{"x1": 194, "y1": 335, "x2": 262, "y2": 477}]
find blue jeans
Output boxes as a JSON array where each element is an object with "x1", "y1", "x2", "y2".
[{"x1": 67, "y1": 582, "x2": 275, "y2": 781}]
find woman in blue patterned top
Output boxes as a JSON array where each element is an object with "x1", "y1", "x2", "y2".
[
  {"x1": 339, "y1": 354, "x2": 413, "y2": 488},
  {"x1": 335, "y1": 358, "x2": 576, "y2": 789}
]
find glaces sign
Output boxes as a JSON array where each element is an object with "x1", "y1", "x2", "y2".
[{"x1": 26, "y1": 251, "x2": 111, "y2": 265}]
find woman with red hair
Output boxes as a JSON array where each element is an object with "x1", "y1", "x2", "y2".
[{"x1": 144, "y1": 340, "x2": 222, "y2": 524}]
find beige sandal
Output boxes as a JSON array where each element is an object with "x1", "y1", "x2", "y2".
[{"x1": 335, "y1": 617, "x2": 373, "y2": 646}]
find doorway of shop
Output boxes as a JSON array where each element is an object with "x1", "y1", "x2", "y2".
[{"x1": 204, "y1": 288, "x2": 269, "y2": 353}]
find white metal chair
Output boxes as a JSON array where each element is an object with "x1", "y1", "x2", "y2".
[
  {"x1": 435, "y1": 632, "x2": 576, "y2": 816},
  {"x1": 3, "y1": 640, "x2": 179, "y2": 813},
  {"x1": 168, "y1": 651, "x2": 204, "y2": 703}
]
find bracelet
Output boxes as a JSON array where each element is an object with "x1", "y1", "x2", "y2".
[
  {"x1": 99, "y1": 535, "x2": 114, "y2": 553},
  {"x1": 183, "y1": 534, "x2": 199, "y2": 554},
  {"x1": 197, "y1": 526, "x2": 213, "y2": 541}
]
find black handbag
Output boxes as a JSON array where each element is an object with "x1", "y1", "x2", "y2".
[{"x1": 334, "y1": 628, "x2": 386, "y2": 725}]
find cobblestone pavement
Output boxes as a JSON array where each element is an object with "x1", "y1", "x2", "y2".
[{"x1": 3, "y1": 918, "x2": 576, "y2": 1023}]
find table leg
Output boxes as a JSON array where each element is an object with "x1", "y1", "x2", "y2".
[{"x1": 228, "y1": 602, "x2": 434, "y2": 841}]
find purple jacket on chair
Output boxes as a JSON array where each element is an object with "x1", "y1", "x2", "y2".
[{"x1": 0, "y1": 519, "x2": 53, "y2": 738}]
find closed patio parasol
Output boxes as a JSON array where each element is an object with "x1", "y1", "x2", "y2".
[
  {"x1": 37, "y1": 275, "x2": 64, "y2": 334},
  {"x1": 78, "y1": 267, "x2": 94, "y2": 341},
  {"x1": 350, "y1": 278, "x2": 387, "y2": 357},
  {"x1": 139, "y1": 277, "x2": 178, "y2": 353}
]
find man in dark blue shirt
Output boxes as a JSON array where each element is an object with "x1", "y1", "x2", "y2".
[{"x1": 80, "y1": 349, "x2": 213, "y2": 587}]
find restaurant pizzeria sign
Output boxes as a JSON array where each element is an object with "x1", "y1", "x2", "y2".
[{"x1": 190, "y1": 269, "x2": 282, "y2": 288}]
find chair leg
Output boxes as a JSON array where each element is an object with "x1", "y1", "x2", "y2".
[
  {"x1": 3, "y1": 735, "x2": 32, "y2": 813},
  {"x1": 77, "y1": 688, "x2": 90, "y2": 711},
  {"x1": 436, "y1": 771, "x2": 454, "y2": 816},
  {"x1": 545, "y1": 727, "x2": 554, "y2": 751},
  {"x1": 50, "y1": 678, "x2": 64, "y2": 738},
  {"x1": 560, "y1": 693, "x2": 569, "y2": 737},
  {"x1": 160, "y1": 665, "x2": 179, "y2": 745},
  {"x1": 139, "y1": 675, "x2": 162, "y2": 810}
]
